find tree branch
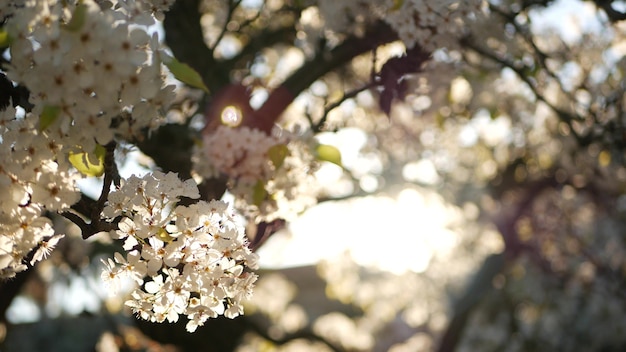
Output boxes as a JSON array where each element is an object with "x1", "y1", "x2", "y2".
[
  {"x1": 246, "y1": 319, "x2": 343, "y2": 352},
  {"x1": 222, "y1": 25, "x2": 297, "y2": 72},
  {"x1": 250, "y1": 21, "x2": 399, "y2": 133},
  {"x1": 163, "y1": 0, "x2": 228, "y2": 93},
  {"x1": 460, "y1": 35, "x2": 592, "y2": 146},
  {"x1": 313, "y1": 81, "x2": 375, "y2": 132},
  {"x1": 0, "y1": 267, "x2": 32, "y2": 323},
  {"x1": 593, "y1": 0, "x2": 626, "y2": 22},
  {"x1": 135, "y1": 123, "x2": 196, "y2": 179},
  {"x1": 436, "y1": 253, "x2": 506, "y2": 352},
  {"x1": 211, "y1": 0, "x2": 243, "y2": 53},
  {"x1": 436, "y1": 175, "x2": 558, "y2": 352},
  {"x1": 62, "y1": 142, "x2": 121, "y2": 239}
]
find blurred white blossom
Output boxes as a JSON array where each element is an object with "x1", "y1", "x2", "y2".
[
  {"x1": 194, "y1": 126, "x2": 320, "y2": 222},
  {"x1": 314, "y1": 0, "x2": 487, "y2": 50}
]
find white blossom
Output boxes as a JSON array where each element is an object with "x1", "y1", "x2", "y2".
[
  {"x1": 194, "y1": 126, "x2": 321, "y2": 222},
  {"x1": 313, "y1": 0, "x2": 487, "y2": 50},
  {"x1": 0, "y1": 0, "x2": 178, "y2": 278},
  {"x1": 4, "y1": 0, "x2": 175, "y2": 151},
  {"x1": 30, "y1": 234, "x2": 64, "y2": 265},
  {"x1": 101, "y1": 172, "x2": 259, "y2": 330},
  {"x1": 0, "y1": 107, "x2": 75, "y2": 278}
]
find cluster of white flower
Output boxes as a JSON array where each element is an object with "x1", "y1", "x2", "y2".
[
  {"x1": 248, "y1": 135, "x2": 319, "y2": 222},
  {"x1": 194, "y1": 126, "x2": 319, "y2": 222},
  {"x1": 198, "y1": 126, "x2": 280, "y2": 185},
  {"x1": 0, "y1": 106, "x2": 78, "y2": 279},
  {"x1": 101, "y1": 171, "x2": 259, "y2": 332},
  {"x1": 100, "y1": 0, "x2": 177, "y2": 21},
  {"x1": 4, "y1": 0, "x2": 175, "y2": 153},
  {"x1": 384, "y1": 0, "x2": 486, "y2": 50},
  {"x1": 315, "y1": 0, "x2": 382, "y2": 35},
  {"x1": 0, "y1": 0, "x2": 177, "y2": 278},
  {"x1": 315, "y1": 0, "x2": 487, "y2": 50}
]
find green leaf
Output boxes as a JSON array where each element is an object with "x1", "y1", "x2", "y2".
[
  {"x1": 156, "y1": 228, "x2": 175, "y2": 242},
  {"x1": 0, "y1": 29, "x2": 11, "y2": 48},
  {"x1": 69, "y1": 144, "x2": 106, "y2": 177},
  {"x1": 391, "y1": 0, "x2": 404, "y2": 10},
  {"x1": 162, "y1": 53, "x2": 209, "y2": 93},
  {"x1": 63, "y1": 4, "x2": 88, "y2": 32},
  {"x1": 252, "y1": 180, "x2": 267, "y2": 207},
  {"x1": 39, "y1": 106, "x2": 61, "y2": 131},
  {"x1": 268, "y1": 144, "x2": 289, "y2": 169},
  {"x1": 315, "y1": 144, "x2": 342, "y2": 167}
]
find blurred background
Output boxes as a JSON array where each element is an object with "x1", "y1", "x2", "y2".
[{"x1": 2, "y1": 0, "x2": 626, "y2": 351}]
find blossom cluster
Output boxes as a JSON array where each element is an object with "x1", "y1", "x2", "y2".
[
  {"x1": 256, "y1": 135, "x2": 319, "y2": 222},
  {"x1": 0, "y1": 0, "x2": 261, "y2": 332},
  {"x1": 0, "y1": 106, "x2": 78, "y2": 279},
  {"x1": 4, "y1": 0, "x2": 175, "y2": 153},
  {"x1": 197, "y1": 126, "x2": 279, "y2": 185},
  {"x1": 105, "y1": 0, "x2": 177, "y2": 21},
  {"x1": 315, "y1": 0, "x2": 487, "y2": 50},
  {"x1": 101, "y1": 171, "x2": 259, "y2": 332},
  {"x1": 0, "y1": 0, "x2": 175, "y2": 278},
  {"x1": 194, "y1": 126, "x2": 319, "y2": 222},
  {"x1": 384, "y1": 0, "x2": 486, "y2": 50}
]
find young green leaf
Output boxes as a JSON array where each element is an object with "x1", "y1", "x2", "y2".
[
  {"x1": 162, "y1": 53, "x2": 209, "y2": 93},
  {"x1": 252, "y1": 180, "x2": 267, "y2": 207},
  {"x1": 0, "y1": 29, "x2": 11, "y2": 48},
  {"x1": 156, "y1": 228, "x2": 175, "y2": 242},
  {"x1": 268, "y1": 144, "x2": 289, "y2": 169},
  {"x1": 39, "y1": 106, "x2": 61, "y2": 131},
  {"x1": 68, "y1": 144, "x2": 106, "y2": 177},
  {"x1": 315, "y1": 144, "x2": 342, "y2": 167},
  {"x1": 63, "y1": 4, "x2": 88, "y2": 32},
  {"x1": 391, "y1": 0, "x2": 405, "y2": 10}
]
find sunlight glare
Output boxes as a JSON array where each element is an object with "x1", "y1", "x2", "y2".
[
  {"x1": 221, "y1": 105, "x2": 243, "y2": 127},
  {"x1": 257, "y1": 186, "x2": 462, "y2": 274}
]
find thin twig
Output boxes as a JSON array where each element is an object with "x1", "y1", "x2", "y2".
[
  {"x1": 314, "y1": 82, "x2": 375, "y2": 132},
  {"x1": 247, "y1": 320, "x2": 343, "y2": 352},
  {"x1": 490, "y1": 4, "x2": 595, "y2": 121},
  {"x1": 95, "y1": 142, "x2": 117, "y2": 212},
  {"x1": 252, "y1": 20, "x2": 398, "y2": 133},
  {"x1": 460, "y1": 35, "x2": 590, "y2": 145},
  {"x1": 594, "y1": 0, "x2": 626, "y2": 22},
  {"x1": 211, "y1": 0, "x2": 243, "y2": 52},
  {"x1": 62, "y1": 142, "x2": 121, "y2": 239},
  {"x1": 237, "y1": 0, "x2": 265, "y2": 30},
  {"x1": 61, "y1": 211, "x2": 90, "y2": 235}
]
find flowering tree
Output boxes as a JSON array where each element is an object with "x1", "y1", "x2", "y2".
[{"x1": 1, "y1": 0, "x2": 626, "y2": 351}]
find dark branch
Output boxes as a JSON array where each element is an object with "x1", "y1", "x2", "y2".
[
  {"x1": 222, "y1": 25, "x2": 297, "y2": 72},
  {"x1": 211, "y1": 0, "x2": 243, "y2": 52},
  {"x1": 251, "y1": 20, "x2": 399, "y2": 133},
  {"x1": 164, "y1": 0, "x2": 227, "y2": 93},
  {"x1": 249, "y1": 219, "x2": 286, "y2": 251},
  {"x1": 594, "y1": 0, "x2": 626, "y2": 22},
  {"x1": 489, "y1": 4, "x2": 597, "y2": 122},
  {"x1": 436, "y1": 253, "x2": 506, "y2": 352},
  {"x1": 62, "y1": 142, "x2": 121, "y2": 239},
  {"x1": 313, "y1": 82, "x2": 375, "y2": 133},
  {"x1": 0, "y1": 269, "x2": 32, "y2": 323},
  {"x1": 437, "y1": 174, "x2": 559, "y2": 352},
  {"x1": 247, "y1": 320, "x2": 343, "y2": 352},
  {"x1": 460, "y1": 35, "x2": 592, "y2": 146}
]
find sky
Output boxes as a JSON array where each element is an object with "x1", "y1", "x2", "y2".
[
  {"x1": 529, "y1": 0, "x2": 604, "y2": 43},
  {"x1": 257, "y1": 186, "x2": 463, "y2": 274}
]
